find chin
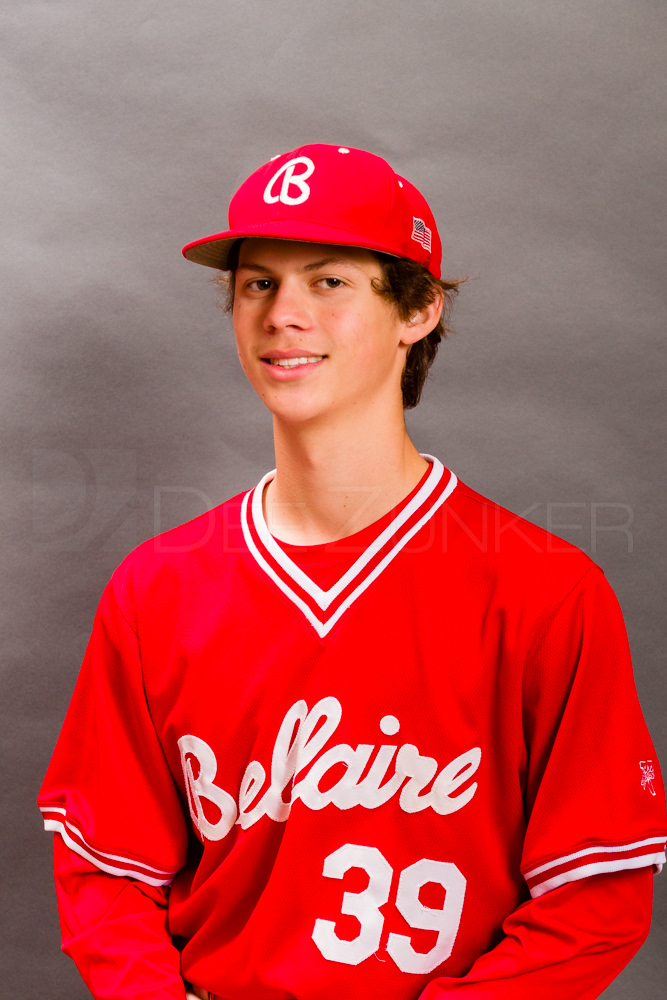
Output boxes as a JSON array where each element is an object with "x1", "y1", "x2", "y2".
[
  {"x1": 261, "y1": 386, "x2": 324, "y2": 419},
  {"x1": 268, "y1": 396, "x2": 334, "y2": 426},
  {"x1": 270, "y1": 406, "x2": 325, "y2": 427}
]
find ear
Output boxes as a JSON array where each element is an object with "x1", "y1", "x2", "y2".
[{"x1": 399, "y1": 290, "x2": 445, "y2": 346}]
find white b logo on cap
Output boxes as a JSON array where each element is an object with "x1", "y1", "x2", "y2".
[{"x1": 264, "y1": 156, "x2": 315, "y2": 206}]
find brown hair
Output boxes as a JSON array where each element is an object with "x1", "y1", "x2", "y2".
[
  {"x1": 370, "y1": 254, "x2": 462, "y2": 409},
  {"x1": 218, "y1": 242, "x2": 463, "y2": 409}
]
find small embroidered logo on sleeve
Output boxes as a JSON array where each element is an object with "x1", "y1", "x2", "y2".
[
  {"x1": 411, "y1": 217, "x2": 432, "y2": 252},
  {"x1": 639, "y1": 760, "x2": 656, "y2": 796}
]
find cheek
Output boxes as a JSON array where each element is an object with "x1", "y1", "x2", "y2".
[
  {"x1": 232, "y1": 331, "x2": 245, "y2": 366},
  {"x1": 350, "y1": 319, "x2": 403, "y2": 377},
  {"x1": 232, "y1": 338, "x2": 255, "y2": 384},
  {"x1": 232, "y1": 309, "x2": 253, "y2": 364}
]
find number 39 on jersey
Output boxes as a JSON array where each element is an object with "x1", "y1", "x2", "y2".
[{"x1": 312, "y1": 844, "x2": 466, "y2": 974}]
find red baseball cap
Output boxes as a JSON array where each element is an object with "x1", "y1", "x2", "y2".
[{"x1": 182, "y1": 144, "x2": 442, "y2": 278}]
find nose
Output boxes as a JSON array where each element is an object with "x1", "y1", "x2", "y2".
[{"x1": 263, "y1": 279, "x2": 310, "y2": 333}]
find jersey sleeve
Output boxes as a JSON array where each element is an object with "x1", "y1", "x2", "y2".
[
  {"x1": 38, "y1": 576, "x2": 188, "y2": 887},
  {"x1": 54, "y1": 837, "x2": 187, "y2": 1000},
  {"x1": 419, "y1": 866, "x2": 653, "y2": 999},
  {"x1": 519, "y1": 567, "x2": 666, "y2": 897}
]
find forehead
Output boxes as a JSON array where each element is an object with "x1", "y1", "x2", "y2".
[{"x1": 237, "y1": 238, "x2": 381, "y2": 271}]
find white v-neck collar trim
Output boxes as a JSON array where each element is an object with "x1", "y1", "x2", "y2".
[{"x1": 241, "y1": 454, "x2": 457, "y2": 638}]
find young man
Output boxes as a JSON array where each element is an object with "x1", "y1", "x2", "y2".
[{"x1": 39, "y1": 144, "x2": 666, "y2": 1000}]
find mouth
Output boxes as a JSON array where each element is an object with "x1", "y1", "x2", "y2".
[{"x1": 262, "y1": 355, "x2": 327, "y2": 368}]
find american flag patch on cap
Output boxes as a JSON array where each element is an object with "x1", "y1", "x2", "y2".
[{"x1": 411, "y1": 216, "x2": 432, "y2": 253}]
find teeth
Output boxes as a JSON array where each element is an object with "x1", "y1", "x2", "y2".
[{"x1": 269, "y1": 356, "x2": 324, "y2": 367}]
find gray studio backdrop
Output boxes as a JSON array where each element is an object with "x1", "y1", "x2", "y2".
[{"x1": 3, "y1": 1, "x2": 665, "y2": 996}]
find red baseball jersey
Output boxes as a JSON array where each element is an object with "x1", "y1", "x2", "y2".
[{"x1": 38, "y1": 457, "x2": 666, "y2": 1000}]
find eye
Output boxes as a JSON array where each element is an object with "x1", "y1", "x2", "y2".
[
  {"x1": 315, "y1": 276, "x2": 345, "y2": 289},
  {"x1": 247, "y1": 278, "x2": 274, "y2": 292}
]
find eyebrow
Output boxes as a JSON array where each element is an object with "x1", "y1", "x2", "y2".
[{"x1": 236, "y1": 256, "x2": 367, "y2": 274}]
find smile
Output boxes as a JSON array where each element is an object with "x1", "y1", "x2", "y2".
[{"x1": 266, "y1": 356, "x2": 326, "y2": 367}]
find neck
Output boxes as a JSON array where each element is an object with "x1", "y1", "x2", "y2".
[{"x1": 264, "y1": 405, "x2": 428, "y2": 544}]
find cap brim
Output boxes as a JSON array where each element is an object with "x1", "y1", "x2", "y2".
[{"x1": 182, "y1": 220, "x2": 404, "y2": 270}]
